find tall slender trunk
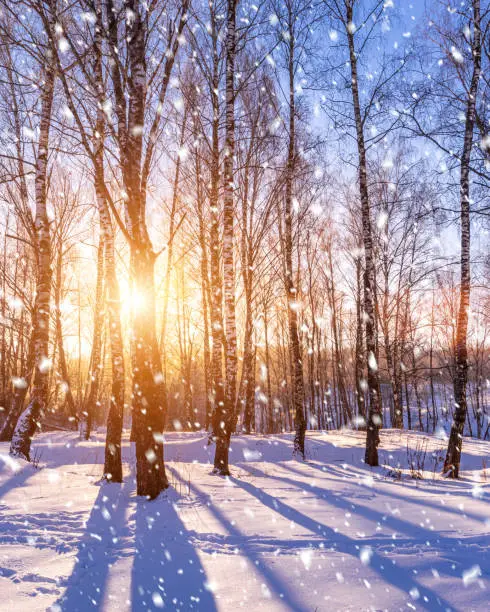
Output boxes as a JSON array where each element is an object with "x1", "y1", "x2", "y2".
[
  {"x1": 0, "y1": 335, "x2": 34, "y2": 442},
  {"x1": 327, "y1": 247, "x2": 352, "y2": 425},
  {"x1": 102, "y1": 230, "x2": 125, "y2": 483},
  {"x1": 0, "y1": 50, "x2": 34, "y2": 441},
  {"x1": 10, "y1": 66, "x2": 55, "y2": 460},
  {"x1": 345, "y1": 3, "x2": 382, "y2": 465},
  {"x1": 404, "y1": 371, "x2": 412, "y2": 430},
  {"x1": 159, "y1": 111, "x2": 187, "y2": 424},
  {"x1": 429, "y1": 286, "x2": 437, "y2": 431},
  {"x1": 400, "y1": 280, "x2": 411, "y2": 429},
  {"x1": 107, "y1": 0, "x2": 168, "y2": 498},
  {"x1": 390, "y1": 283, "x2": 405, "y2": 429},
  {"x1": 382, "y1": 295, "x2": 402, "y2": 429},
  {"x1": 354, "y1": 255, "x2": 365, "y2": 425},
  {"x1": 90, "y1": 3, "x2": 125, "y2": 482},
  {"x1": 1, "y1": 212, "x2": 8, "y2": 410},
  {"x1": 54, "y1": 244, "x2": 77, "y2": 424},
  {"x1": 241, "y1": 290, "x2": 255, "y2": 433},
  {"x1": 238, "y1": 181, "x2": 254, "y2": 434},
  {"x1": 193, "y1": 113, "x2": 212, "y2": 430},
  {"x1": 213, "y1": 0, "x2": 237, "y2": 474},
  {"x1": 305, "y1": 238, "x2": 317, "y2": 428},
  {"x1": 264, "y1": 304, "x2": 273, "y2": 433},
  {"x1": 444, "y1": 0, "x2": 481, "y2": 477},
  {"x1": 316, "y1": 327, "x2": 324, "y2": 430},
  {"x1": 176, "y1": 265, "x2": 194, "y2": 429},
  {"x1": 208, "y1": 88, "x2": 225, "y2": 446},
  {"x1": 207, "y1": 4, "x2": 225, "y2": 447},
  {"x1": 79, "y1": 236, "x2": 105, "y2": 439},
  {"x1": 308, "y1": 331, "x2": 315, "y2": 428},
  {"x1": 284, "y1": 5, "x2": 306, "y2": 457},
  {"x1": 201, "y1": 270, "x2": 212, "y2": 431},
  {"x1": 2, "y1": 52, "x2": 32, "y2": 433}
]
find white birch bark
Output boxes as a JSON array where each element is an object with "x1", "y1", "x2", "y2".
[
  {"x1": 10, "y1": 65, "x2": 55, "y2": 460},
  {"x1": 444, "y1": 0, "x2": 482, "y2": 477}
]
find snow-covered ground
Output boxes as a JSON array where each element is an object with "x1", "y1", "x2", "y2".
[{"x1": 0, "y1": 429, "x2": 488, "y2": 611}]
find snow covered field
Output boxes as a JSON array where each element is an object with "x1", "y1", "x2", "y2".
[{"x1": 0, "y1": 429, "x2": 488, "y2": 612}]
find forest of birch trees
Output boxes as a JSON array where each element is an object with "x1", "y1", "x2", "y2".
[{"x1": 0, "y1": 0, "x2": 489, "y2": 497}]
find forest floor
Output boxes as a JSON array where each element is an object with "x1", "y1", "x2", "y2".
[{"x1": 0, "y1": 428, "x2": 488, "y2": 612}]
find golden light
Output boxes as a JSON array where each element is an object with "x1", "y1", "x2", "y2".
[{"x1": 120, "y1": 280, "x2": 146, "y2": 315}]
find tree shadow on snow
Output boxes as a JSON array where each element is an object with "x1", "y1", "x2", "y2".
[
  {"x1": 278, "y1": 462, "x2": 490, "y2": 556},
  {"x1": 289, "y1": 459, "x2": 489, "y2": 524},
  {"x1": 54, "y1": 478, "x2": 132, "y2": 611},
  {"x1": 130, "y1": 482, "x2": 217, "y2": 611},
  {"x1": 0, "y1": 463, "x2": 37, "y2": 501},
  {"x1": 234, "y1": 465, "x2": 464, "y2": 612},
  {"x1": 168, "y1": 465, "x2": 309, "y2": 612},
  {"x1": 54, "y1": 467, "x2": 217, "y2": 611},
  {"x1": 306, "y1": 433, "x2": 488, "y2": 472}
]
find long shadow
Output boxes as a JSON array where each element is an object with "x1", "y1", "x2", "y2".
[
  {"x1": 130, "y1": 484, "x2": 217, "y2": 611},
  {"x1": 234, "y1": 465, "x2": 461, "y2": 611},
  {"x1": 307, "y1": 432, "x2": 489, "y2": 465},
  {"x1": 259, "y1": 463, "x2": 490, "y2": 555},
  {"x1": 0, "y1": 463, "x2": 37, "y2": 501},
  {"x1": 168, "y1": 466, "x2": 309, "y2": 612},
  {"x1": 181, "y1": 532, "x2": 334, "y2": 554},
  {"x1": 288, "y1": 459, "x2": 489, "y2": 524},
  {"x1": 54, "y1": 478, "x2": 132, "y2": 611},
  {"x1": 277, "y1": 462, "x2": 490, "y2": 586}
]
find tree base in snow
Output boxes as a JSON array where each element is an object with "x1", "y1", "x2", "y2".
[
  {"x1": 443, "y1": 425, "x2": 463, "y2": 478},
  {"x1": 212, "y1": 466, "x2": 231, "y2": 477}
]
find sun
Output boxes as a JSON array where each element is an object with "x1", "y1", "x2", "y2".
[{"x1": 119, "y1": 280, "x2": 146, "y2": 315}]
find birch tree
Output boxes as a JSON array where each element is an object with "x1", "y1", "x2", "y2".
[
  {"x1": 321, "y1": 0, "x2": 405, "y2": 465},
  {"x1": 443, "y1": 0, "x2": 483, "y2": 476},
  {"x1": 10, "y1": 65, "x2": 55, "y2": 460},
  {"x1": 270, "y1": 0, "x2": 320, "y2": 458},
  {"x1": 211, "y1": 0, "x2": 238, "y2": 474},
  {"x1": 405, "y1": 0, "x2": 488, "y2": 474}
]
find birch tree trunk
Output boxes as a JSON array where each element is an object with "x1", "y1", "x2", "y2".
[
  {"x1": 263, "y1": 303, "x2": 274, "y2": 433},
  {"x1": 75, "y1": 4, "x2": 127, "y2": 482},
  {"x1": 390, "y1": 245, "x2": 406, "y2": 430},
  {"x1": 354, "y1": 254, "x2": 366, "y2": 426},
  {"x1": 194, "y1": 136, "x2": 212, "y2": 430},
  {"x1": 79, "y1": 235, "x2": 104, "y2": 439},
  {"x1": 208, "y1": 82, "x2": 225, "y2": 445},
  {"x1": 0, "y1": 48, "x2": 35, "y2": 441},
  {"x1": 345, "y1": 2, "x2": 382, "y2": 466},
  {"x1": 284, "y1": 5, "x2": 306, "y2": 457},
  {"x1": 327, "y1": 248, "x2": 352, "y2": 425},
  {"x1": 205, "y1": 3, "x2": 226, "y2": 447},
  {"x1": 98, "y1": 179, "x2": 125, "y2": 483},
  {"x1": 159, "y1": 111, "x2": 187, "y2": 429},
  {"x1": 0, "y1": 336, "x2": 34, "y2": 442},
  {"x1": 239, "y1": 232, "x2": 254, "y2": 433},
  {"x1": 105, "y1": 0, "x2": 169, "y2": 496},
  {"x1": 381, "y1": 269, "x2": 402, "y2": 429},
  {"x1": 54, "y1": 245, "x2": 77, "y2": 423},
  {"x1": 444, "y1": 0, "x2": 481, "y2": 477},
  {"x1": 242, "y1": 311, "x2": 256, "y2": 433},
  {"x1": 212, "y1": 0, "x2": 237, "y2": 475},
  {"x1": 1, "y1": 215, "x2": 8, "y2": 411},
  {"x1": 102, "y1": 227, "x2": 125, "y2": 483},
  {"x1": 10, "y1": 65, "x2": 55, "y2": 460}
]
